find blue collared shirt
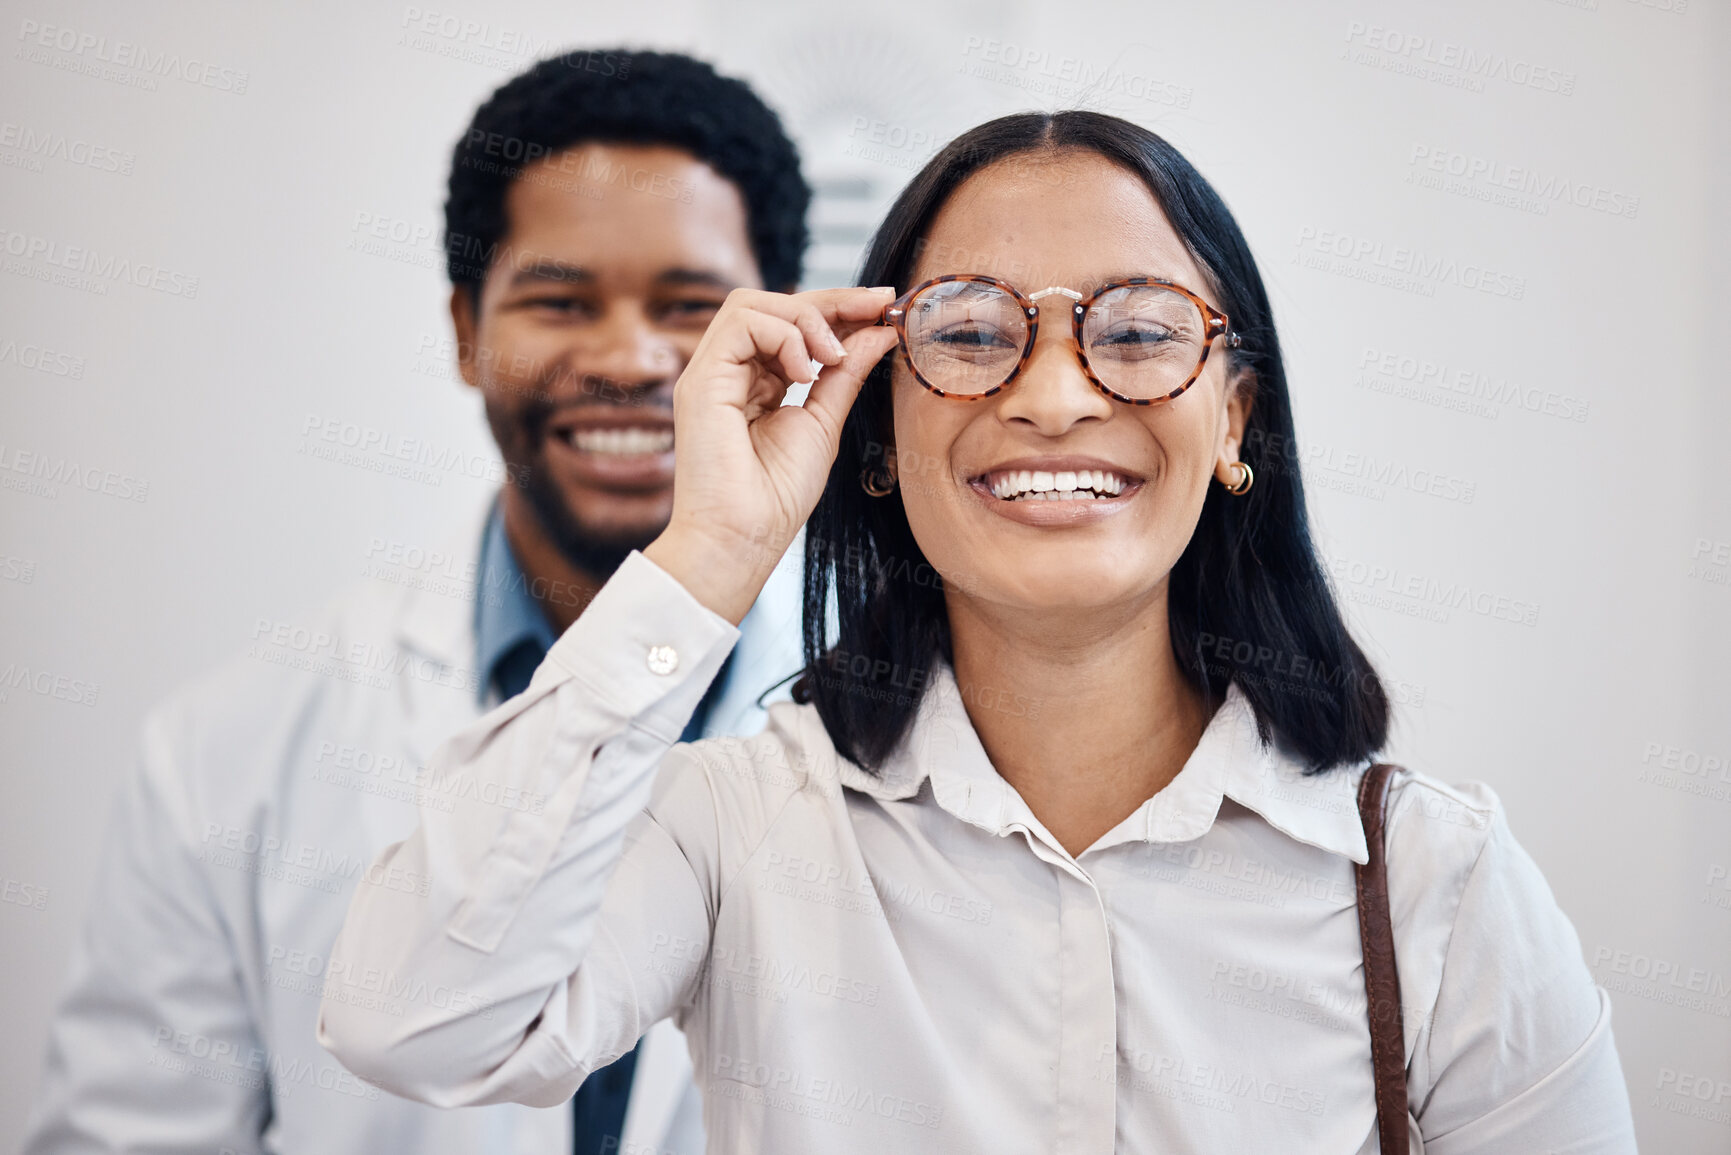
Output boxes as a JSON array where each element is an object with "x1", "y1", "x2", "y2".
[
  {"x1": 474, "y1": 500, "x2": 560, "y2": 707},
  {"x1": 474, "y1": 499, "x2": 731, "y2": 743}
]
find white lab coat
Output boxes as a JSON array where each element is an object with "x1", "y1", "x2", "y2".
[{"x1": 21, "y1": 494, "x2": 806, "y2": 1155}]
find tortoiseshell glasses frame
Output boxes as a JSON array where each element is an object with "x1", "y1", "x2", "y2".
[{"x1": 878, "y1": 273, "x2": 1241, "y2": 405}]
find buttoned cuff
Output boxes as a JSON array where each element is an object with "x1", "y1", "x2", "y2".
[
  {"x1": 544, "y1": 550, "x2": 741, "y2": 738},
  {"x1": 443, "y1": 551, "x2": 742, "y2": 953}
]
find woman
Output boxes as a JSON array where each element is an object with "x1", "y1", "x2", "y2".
[{"x1": 320, "y1": 112, "x2": 1636, "y2": 1153}]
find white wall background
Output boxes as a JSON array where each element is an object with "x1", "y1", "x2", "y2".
[{"x1": 2, "y1": 0, "x2": 1727, "y2": 1149}]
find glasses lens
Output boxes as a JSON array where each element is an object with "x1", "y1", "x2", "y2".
[
  {"x1": 1081, "y1": 285, "x2": 1208, "y2": 400},
  {"x1": 904, "y1": 280, "x2": 1028, "y2": 395}
]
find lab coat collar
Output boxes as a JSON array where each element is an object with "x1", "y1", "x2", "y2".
[
  {"x1": 392, "y1": 493, "x2": 493, "y2": 672},
  {"x1": 390, "y1": 492, "x2": 494, "y2": 768},
  {"x1": 839, "y1": 662, "x2": 1369, "y2": 865}
]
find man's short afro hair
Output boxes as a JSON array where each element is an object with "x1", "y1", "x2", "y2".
[{"x1": 444, "y1": 49, "x2": 809, "y2": 294}]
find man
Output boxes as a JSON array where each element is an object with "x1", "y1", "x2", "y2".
[{"x1": 22, "y1": 50, "x2": 809, "y2": 1155}]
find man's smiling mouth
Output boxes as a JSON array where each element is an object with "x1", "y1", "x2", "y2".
[{"x1": 559, "y1": 426, "x2": 674, "y2": 456}]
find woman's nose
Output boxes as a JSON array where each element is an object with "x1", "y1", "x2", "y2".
[{"x1": 995, "y1": 304, "x2": 1113, "y2": 434}]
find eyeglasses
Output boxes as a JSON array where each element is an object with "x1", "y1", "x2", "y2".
[{"x1": 878, "y1": 274, "x2": 1239, "y2": 404}]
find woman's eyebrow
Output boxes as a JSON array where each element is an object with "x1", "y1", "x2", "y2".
[{"x1": 1076, "y1": 271, "x2": 1180, "y2": 294}]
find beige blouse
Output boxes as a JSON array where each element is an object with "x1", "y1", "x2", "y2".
[{"x1": 320, "y1": 551, "x2": 1637, "y2": 1153}]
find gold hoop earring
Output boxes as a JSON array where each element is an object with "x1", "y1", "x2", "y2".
[
  {"x1": 861, "y1": 465, "x2": 897, "y2": 498},
  {"x1": 1224, "y1": 461, "x2": 1254, "y2": 496}
]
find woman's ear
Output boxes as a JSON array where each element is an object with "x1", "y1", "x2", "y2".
[
  {"x1": 1212, "y1": 368, "x2": 1257, "y2": 486},
  {"x1": 863, "y1": 431, "x2": 899, "y2": 482}
]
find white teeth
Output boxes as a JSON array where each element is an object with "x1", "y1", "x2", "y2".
[
  {"x1": 569, "y1": 427, "x2": 673, "y2": 455},
  {"x1": 986, "y1": 467, "x2": 1132, "y2": 501}
]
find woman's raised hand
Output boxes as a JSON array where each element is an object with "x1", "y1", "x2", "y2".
[{"x1": 643, "y1": 286, "x2": 900, "y2": 625}]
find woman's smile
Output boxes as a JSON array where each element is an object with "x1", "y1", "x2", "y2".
[{"x1": 965, "y1": 453, "x2": 1147, "y2": 526}]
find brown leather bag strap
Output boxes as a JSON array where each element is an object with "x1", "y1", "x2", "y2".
[{"x1": 1356, "y1": 762, "x2": 1409, "y2": 1155}]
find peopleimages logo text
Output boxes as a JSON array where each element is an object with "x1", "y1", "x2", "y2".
[
  {"x1": 15, "y1": 19, "x2": 249, "y2": 93},
  {"x1": 0, "y1": 121, "x2": 134, "y2": 174},
  {"x1": 0, "y1": 227, "x2": 199, "y2": 298},
  {"x1": 1294, "y1": 227, "x2": 1526, "y2": 300},
  {"x1": 1342, "y1": 21, "x2": 1575, "y2": 95}
]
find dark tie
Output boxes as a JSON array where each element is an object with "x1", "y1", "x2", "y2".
[
  {"x1": 493, "y1": 642, "x2": 735, "y2": 1153},
  {"x1": 570, "y1": 1045, "x2": 641, "y2": 1155}
]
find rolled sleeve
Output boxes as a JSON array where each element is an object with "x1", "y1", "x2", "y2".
[
  {"x1": 1426, "y1": 989, "x2": 1632, "y2": 1155},
  {"x1": 318, "y1": 551, "x2": 737, "y2": 1106},
  {"x1": 1415, "y1": 801, "x2": 1637, "y2": 1152}
]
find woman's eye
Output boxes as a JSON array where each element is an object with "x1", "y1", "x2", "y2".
[
  {"x1": 1097, "y1": 323, "x2": 1178, "y2": 350},
  {"x1": 931, "y1": 323, "x2": 1016, "y2": 350}
]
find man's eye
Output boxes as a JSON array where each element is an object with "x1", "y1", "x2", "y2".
[
  {"x1": 524, "y1": 296, "x2": 597, "y2": 317},
  {"x1": 659, "y1": 298, "x2": 724, "y2": 323}
]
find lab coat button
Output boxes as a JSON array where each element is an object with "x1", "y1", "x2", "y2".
[{"x1": 646, "y1": 645, "x2": 679, "y2": 676}]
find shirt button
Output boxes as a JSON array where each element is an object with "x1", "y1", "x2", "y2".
[{"x1": 646, "y1": 645, "x2": 679, "y2": 676}]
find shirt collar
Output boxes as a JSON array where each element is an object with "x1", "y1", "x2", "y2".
[
  {"x1": 839, "y1": 662, "x2": 1369, "y2": 865},
  {"x1": 473, "y1": 498, "x2": 558, "y2": 705}
]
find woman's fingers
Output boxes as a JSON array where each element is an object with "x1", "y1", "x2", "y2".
[
  {"x1": 815, "y1": 285, "x2": 900, "y2": 322},
  {"x1": 804, "y1": 325, "x2": 900, "y2": 435},
  {"x1": 792, "y1": 286, "x2": 899, "y2": 348},
  {"x1": 682, "y1": 308, "x2": 809, "y2": 410},
  {"x1": 724, "y1": 286, "x2": 897, "y2": 359},
  {"x1": 678, "y1": 285, "x2": 901, "y2": 420},
  {"x1": 645, "y1": 287, "x2": 899, "y2": 625},
  {"x1": 791, "y1": 300, "x2": 847, "y2": 366},
  {"x1": 744, "y1": 309, "x2": 829, "y2": 390}
]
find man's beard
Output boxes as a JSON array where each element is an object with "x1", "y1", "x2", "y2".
[
  {"x1": 518, "y1": 458, "x2": 645, "y2": 578},
  {"x1": 484, "y1": 381, "x2": 670, "y2": 579}
]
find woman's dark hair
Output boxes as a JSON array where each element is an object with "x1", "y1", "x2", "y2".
[
  {"x1": 791, "y1": 111, "x2": 1389, "y2": 775},
  {"x1": 444, "y1": 49, "x2": 808, "y2": 297}
]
